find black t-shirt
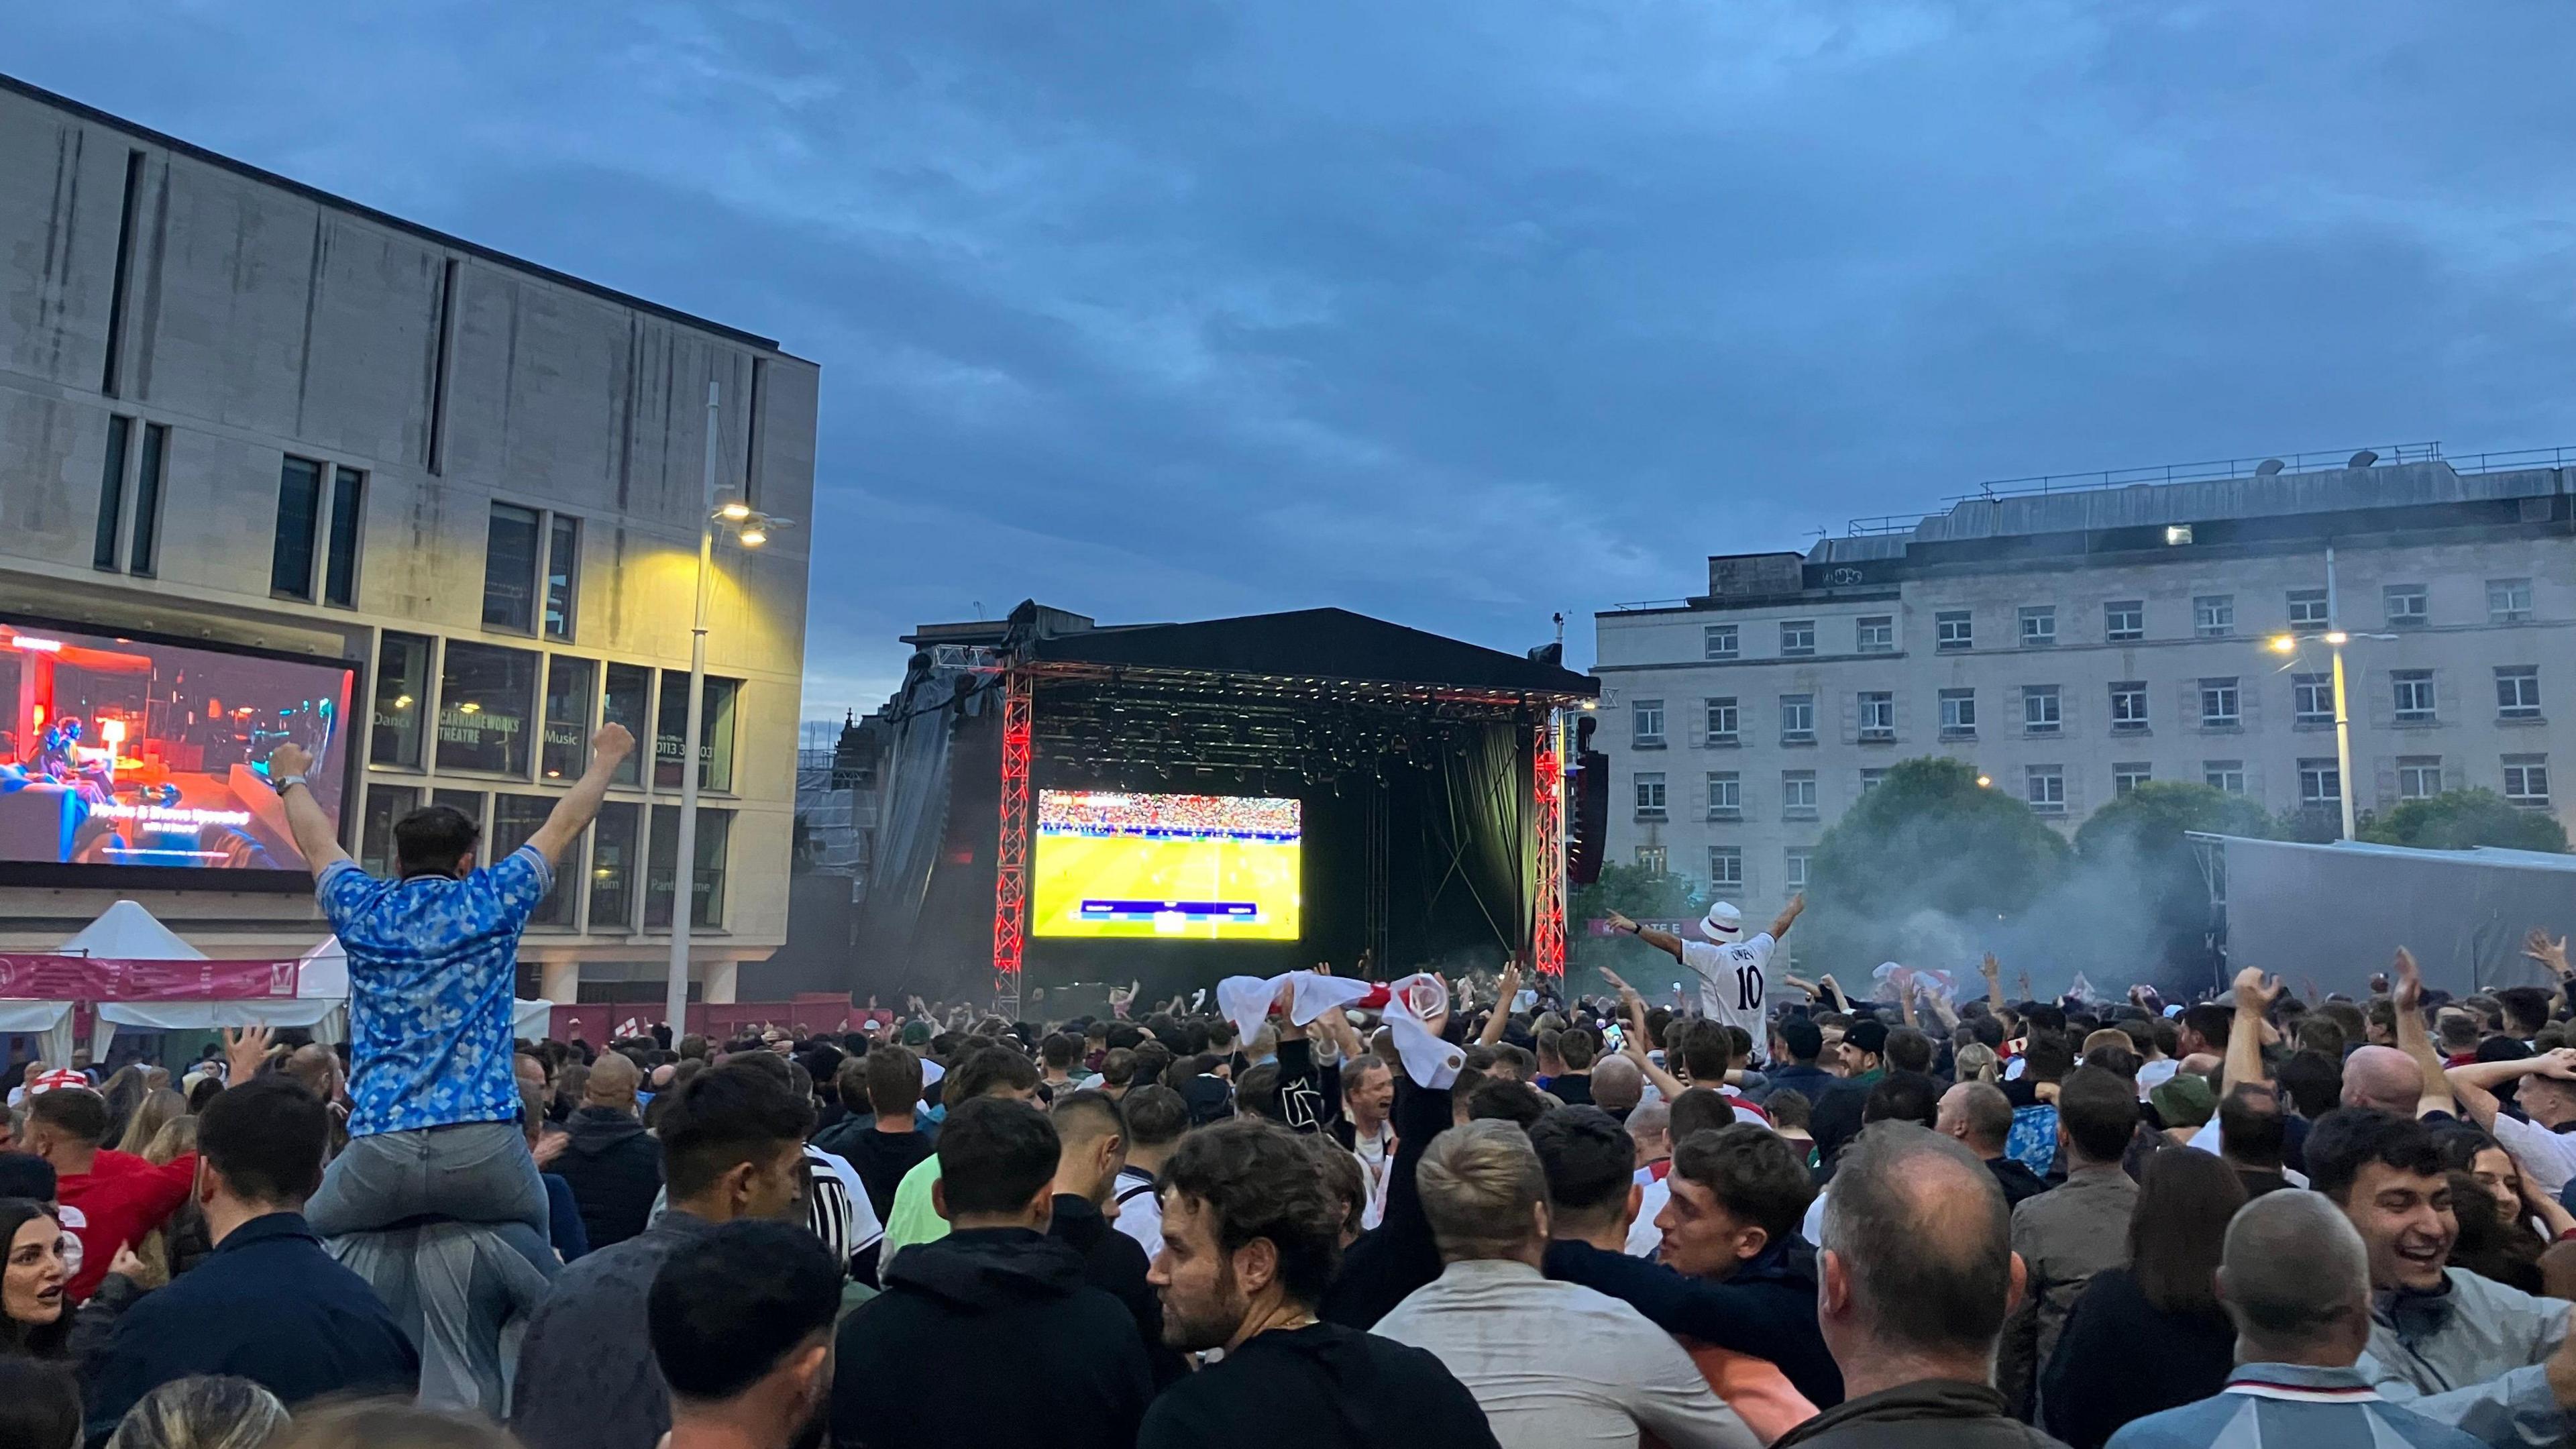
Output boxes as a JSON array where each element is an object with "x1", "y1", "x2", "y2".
[{"x1": 836, "y1": 1128, "x2": 935, "y2": 1222}]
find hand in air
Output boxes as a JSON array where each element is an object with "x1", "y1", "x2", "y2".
[
  {"x1": 591, "y1": 722, "x2": 637, "y2": 762},
  {"x1": 268, "y1": 743, "x2": 315, "y2": 780}
]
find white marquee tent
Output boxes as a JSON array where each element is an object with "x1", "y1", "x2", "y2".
[{"x1": 46, "y1": 902, "x2": 556, "y2": 1061}]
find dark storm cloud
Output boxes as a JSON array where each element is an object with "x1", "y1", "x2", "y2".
[{"x1": 11, "y1": 1, "x2": 2576, "y2": 712}]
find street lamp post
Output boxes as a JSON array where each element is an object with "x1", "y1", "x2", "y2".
[
  {"x1": 2266, "y1": 546, "x2": 2394, "y2": 842},
  {"x1": 664, "y1": 380, "x2": 793, "y2": 1037}
]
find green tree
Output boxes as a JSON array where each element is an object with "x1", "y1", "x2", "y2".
[
  {"x1": 2074, "y1": 782, "x2": 2273, "y2": 975},
  {"x1": 1804, "y1": 757, "x2": 2070, "y2": 972},
  {"x1": 1568, "y1": 861, "x2": 1705, "y2": 992},
  {"x1": 2360, "y1": 789, "x2": 2569, "y2": 853}
]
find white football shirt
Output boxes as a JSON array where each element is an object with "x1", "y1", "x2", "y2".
[{"x1": 1680, "y1": 931, "x2": 1776, "y2": 1046}]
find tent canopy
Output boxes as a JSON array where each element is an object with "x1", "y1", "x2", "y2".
[
  {"x1": 58, "y1": 900, "x2": 207, "y2": 960},
  {"x1": 298, "y1": 937, "x2": 348, "y2": 1000}
]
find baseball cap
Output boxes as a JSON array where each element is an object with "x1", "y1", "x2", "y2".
[
  {"x1": 1843, "y1": 1018, "x2": 1890, "y2": 1057},
  {"x1": 23, "y1": 1069, "x2": 89, "y2": 1096}
]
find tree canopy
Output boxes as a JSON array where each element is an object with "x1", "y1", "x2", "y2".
[
  {"x1": 2360, "y1": 789, "x2": 2569, "y2": 853},
  {"x1": 1804, "y1": 757, "x2": 2070, "y2": 971}
]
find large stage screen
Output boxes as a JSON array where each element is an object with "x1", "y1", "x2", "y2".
[
  {"x1": 1032, "y1": 790, "x2": 1302, "y2": 941},
  {"x1": 0, "y1": 619, "x2": 353, "y2": 881}
]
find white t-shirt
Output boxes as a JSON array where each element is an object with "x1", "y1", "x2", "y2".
[
  {"x1": 1679, "y1": 932, "x2": 1776, "y2": 1046},
  {"x1": 1352, "y1": 1122, "x2": 1395, "y2": 1232},
  {"x1": 1109, "y1": 1165, "x2": 1164, "y2": 1263},
  {"x1": 1627, "y1": 1169, "x2": 1670, "y2": 1258},
  {"x1": 2490, "y1": 1112, "x2": 2576, "y2": 1200}
]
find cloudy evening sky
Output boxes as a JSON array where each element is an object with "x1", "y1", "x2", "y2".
[{"x1": 11, "y1": 4, "x2": 2576, "y2": 722}]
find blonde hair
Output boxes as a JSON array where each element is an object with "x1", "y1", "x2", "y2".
[
  {"x1": 106, "y1": 1375, "x2": 289, "y2": 1449},
  {"x1": 144, "y1": 1115, "x2": 198, "y2": 1166},
  {"x1": 1954, "y1": 1043, "x2": 2001, "y2": 1085},
  {"x1": 117, "y1": 1089, "x2": 187, "y2": 1156},
  {"x1": 1415, "y1": 1118, "x2": 1546, "y2": 1262}
]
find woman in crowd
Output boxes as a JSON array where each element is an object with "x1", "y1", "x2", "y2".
[
  {"x1": 2038, "y1": 1146, "x2": 2245, "y2": 1449},
  {"x1": 117, "y1": 1088, "x2": 189, "y2": 1157},
  {"x1": 0, "y1": 1197, "x2": 76, "y2": 1358}
]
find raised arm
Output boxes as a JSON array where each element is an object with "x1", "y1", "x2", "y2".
[
  {"x1": 1980, "y1": 953, "x2": 2006, "y2": 1014},
  {"x1": 2448, "y1": 1049, "x2": 2576, "y2": 1132},
  {"x1": 1479, "y1": 963, "x2": 1522, "y2": 1047},
  {"x1": 265, "y1": 743, "x2": 351, "y2": 874},
  {"x1": 2390, "y1": 948, "x2": 2453, "y2": 1117},
  {"x1": 1605, "y1": 912, "x2": 1689, "y2": 964},
  {"x1": 525, "y1": 724, "x2": 636, "y2": 867},
  {"x1": 2222, "y1": 966, "x2": 2280, "y2": 1094},
  {"x1": 1766, "y1": 892, "x2": 1806, "y2": 941}
]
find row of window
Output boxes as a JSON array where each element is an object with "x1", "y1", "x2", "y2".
[
  {"x1": 358, "y1": 786, "x2": 731, "y2": 931},
  {"x1": 1631, "y1": 665, "x2": 2546, "y2": 747},
  {"x1": 368, "y1": 631, "x2": 743, "y2": 793},
  {"x1": 93, "y1": 434, "x2": 592, "y2": 644},
  {"x1": 1632, "y1": 845, "x2": 1815, "y2": 892},
  {"x1": 1698, "y1": 580, "x2": 2542, "y2": 661},
  {"x1": 1635, "y1": 753, "x2": 2554, "y2": 825}
]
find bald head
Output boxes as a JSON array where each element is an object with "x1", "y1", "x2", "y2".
[
  {"x1": 2218, "y1": 1189, "x2": 2373, "y2": 1363},
  {"x1": 1936, "y1": 1081, "x2": 2013, "y2": 1155},
  {"x1": 586, "y1": 1051, "x2": 641, "y2": 1108},
  {"x1": 1821, "y1": 1123, "x2": 2016, "y2": 1362},
  {"x1": 2340, "y1": 1045, "x2": 2422, "y2": 1115},
  {"x1": 1590, "y1": 1056, "x2": 1644, "y2": 1114}
]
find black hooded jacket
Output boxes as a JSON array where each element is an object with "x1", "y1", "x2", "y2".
[
  {"x1": 831, "y1": 1227, "x2": 1153, "y2": 1449},
  {"x1": 1049, "y1": 1193, "x2": 1188, "y2": 1389},
  {"x1": 1138, "y1": 1320, "x2": 1498, "y2": 1449},
  {"x1": 548, "y1": 1106, "x2": 663, "y2": 1250}
]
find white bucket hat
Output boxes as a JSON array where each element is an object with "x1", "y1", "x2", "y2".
[{"x1": 1700, "y1": 900, "x2": 1743, "y2": 942}]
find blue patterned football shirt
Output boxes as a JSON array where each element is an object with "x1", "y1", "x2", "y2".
[{"x1": 317, "y1": 846, "x2": 550, "y2": 1136}]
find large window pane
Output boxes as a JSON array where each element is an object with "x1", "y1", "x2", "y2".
[
  {"x1": 543, "y1": 515, "x2": 580, "y2": 640},
  {"x1": 437, "y1": 641, "x2": 538, "y2": 776},
  {"x1": 323, "y1": 466, "x2": 364, "y2": 607},
  {"x1": 491, "y1": 795, "x2": 574, "y2": 926},
  {"x1": 541, "y1": 656, "x2": 596, "y2": 782},
  {"x1": 482, "y1": 502, "x2": 542, "y2": 632},
  {"x1": 431, "y1": 790, "x2": 487, "y2": 839},
  {"x1": 370, "y1": 632, "x2": 433, "y2": 768},
  {"x1": 590, "y1": 802, "x2": 640, "y2": 930},
  {"x1": 360, "y1": 784, "x2": 420, "y2": 877},
  {"x1": 93, "y1": 416, "x2": 129, "y2": 570},
  {"x1": 655, "y1": 672, "x2": 741, "y2": 792},
  {"x1": 272, "y1": 456, "x2": 323, "y2": 598},
  {"x1": 129, "y1": 424, "x2": 166, "y2": 576},
  {"x1": 647, "y1": 804, "x2": 731, "y2": 928},
  {"x1": 602, "y1": 664, "x2": 651, "y2": 787}
]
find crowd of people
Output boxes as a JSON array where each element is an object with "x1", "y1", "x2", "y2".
[{"x1": 0, "y1": 733, "x2": 2573, "y2": 1449}]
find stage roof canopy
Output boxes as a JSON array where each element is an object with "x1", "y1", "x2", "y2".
[{"x1": 1018, "y1": 606, "x2": 1597, "y2": 702}]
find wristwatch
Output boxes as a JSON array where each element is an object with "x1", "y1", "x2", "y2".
[{"x1": 274, "y1": 774, "x2": 309, "y2": 793}]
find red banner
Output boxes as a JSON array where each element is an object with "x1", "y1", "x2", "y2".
[{"x1": 0, "y1": 955, "x2": 301, "y2": 1001}]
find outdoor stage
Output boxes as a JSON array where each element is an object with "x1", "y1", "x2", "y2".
[{"x1": 849, "y1": 603, "x2": 1597, "y2": 1013}]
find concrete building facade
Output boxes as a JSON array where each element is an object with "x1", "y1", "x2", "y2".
[
  {"x1": 0, "y1": 75, "x2": 818, "y2": 1006},
  {"x1": 1594, "y1": 452, "x2": 2575, "y2": 908}
]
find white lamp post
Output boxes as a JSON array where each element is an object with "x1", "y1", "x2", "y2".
[
  {"x1": 2265, "y1": 546, "x2": 2395, "y2": 841},
  {"x1": 664, "y1": 381, "x2": 793, "y2": 1037}
]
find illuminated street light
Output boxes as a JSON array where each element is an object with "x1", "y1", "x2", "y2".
[
  {"x1": 1976, "y1": 774, "x2": 1992, "y2": 788},
  {"x1": 669, "y1": 390, "x2": 794, "y2": 1036},
  {"x1": 2322, "y1": 631, "x2": 2349, "y2": 646},
  {"x1": 2267, "y1": 634, "x2": 2298, "y2": 653}
]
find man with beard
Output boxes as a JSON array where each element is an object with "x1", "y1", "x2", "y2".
[
  {"x1": 651, "y1": 1221, "x2": 839, "y2": 1449},
  {"x1": 1141, "y1": 1119, "x2": 1498, "y2": 1449},
  {"x1": 2308, "y1": 1108, "x2": 2576, "y2": 1448}
]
